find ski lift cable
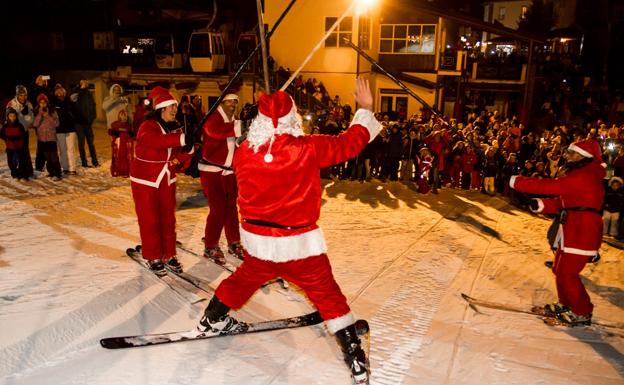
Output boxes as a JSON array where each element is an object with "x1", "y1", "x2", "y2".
[
  {"x1": 197, "y1": 0, "x2": 297, "y2": 130},
  {"x1": 279, "y1": 0, "x2": 357, "y2": 91}
]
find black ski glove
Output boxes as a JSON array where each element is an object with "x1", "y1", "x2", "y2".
[{"x1": 528, "y1": 199, "x2": 540, "y2": 212}]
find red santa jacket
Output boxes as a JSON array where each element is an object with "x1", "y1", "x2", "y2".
[
  {"x1": 235, "y1": 109, "x2": 381, "y2": 263},
  {"x1": 129, "y1": 119, "x2": 190, "y2": 188},
  {"x1": 199, "y1": 106, "x2": 241, "y2": 174},
  {"x1": 510, "y1": 161, "x2": 605, "y2": 255}
]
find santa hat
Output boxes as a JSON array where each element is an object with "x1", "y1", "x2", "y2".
[
  {"x1": 568, "y1": 139, "x2": 602, "y2": 159},
  {"x1": 247, "y1": 91, "x2": 303, "y2": 163},
  {"x1": 149, "y1": 86, "x2": 177, "y2": 110},
  {"x1": 37, "y1": 93, "x2": 49, "y2": 104}
]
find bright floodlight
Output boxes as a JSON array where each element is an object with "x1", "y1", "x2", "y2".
[{"x1": 356, "y1": 0, "x2": 376, "y2": 15}]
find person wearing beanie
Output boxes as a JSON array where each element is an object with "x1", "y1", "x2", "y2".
[
  {"x1": 6, "y1": 85, "x2": 35, "y2": 178},
  {"x1": 198, "y1": 91, "x2": 244, "y2": 264},
  {"x1": 1, "y1": 107, "x2": 29, "y2": 179},
  {"x1": 197, "y1": 78, "x2": 381, "y2": 385},
  {"x1": 32, "y1": 93, "x2": 62, "y2": 180},
  {"x1": 129, "y1": 86, "x2": 198, "y2": 276},
  {"x1": 509, "y1": 139, "x2": 605, "y2": 326}
]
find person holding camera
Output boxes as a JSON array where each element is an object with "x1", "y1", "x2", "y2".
[
  {"x1": 510, "y1": 139, "x2": 605, "y2": 326},
  {"x1": 32, "y1": 94, "x2": 62, "y2": 180}
]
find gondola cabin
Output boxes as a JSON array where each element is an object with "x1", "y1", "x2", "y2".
[
  {"x1": 155, "y1": 33, "x2": 187, "y2": 70},
  {"x1": 188, "y1": 31, "x2": 226, "y2": 72}
]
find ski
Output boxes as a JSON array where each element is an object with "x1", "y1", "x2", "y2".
[
  {"x1": 175, "y1": 242, "x2": 237, "y2": 273},
  {"x1": 461, "y1": 293, "x2": 624, "y2": 330},
  {"x1": 134, "y1": 245, "x2": 216, "y2": 295},
  {"x1": 174, "y1": 242, "x2": 289, "y2": 291},
  {"x1": 100, "y1": 311, "x2": 323, "y2": 349},
  {"x1": 126, "y1": 248, "x2": 205, "y2": 304}
]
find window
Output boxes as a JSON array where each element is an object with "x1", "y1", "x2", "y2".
[
  {"x1": 325, "y1": 16, "x2": 352, "y2": 47},
  {"x1": 379, "y1": 24, "x2": 436, "y2": 54},
  {"x1": 521, "y1": 6, "x2": 528, "y2": 20},
  {"x1": 358, "y1": 16, "x2": 370, "y2": 50},
  {"x1": 498, "y1": 7, "x2": 506, "y2": 21}
]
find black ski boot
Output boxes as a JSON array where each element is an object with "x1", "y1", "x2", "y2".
[
  {"x1": 198, "y1": 296, "x2": 247, "y2": 333},
  {"x1": 148, "y1": 259, "x2": 167, "y2": 277},
  {"x1": 335, "y1": 324, "x2": 369, "y2": 385},
  {"x1": 165, "y1": 256, "x2": 183, "y2": 273}
]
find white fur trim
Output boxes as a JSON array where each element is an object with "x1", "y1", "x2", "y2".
[
  {"x1": 562, "y1": 246, "x2": 599, "y2": 256},
  {"x1": 198, "y1": 164, "x2": 222, "y2": 173},
  {"x1": 568, "y1": 143, "x2": 593, "y2": 158},
  {"x1": 224, "y1": 137, "x2": 236, "y2": 168},
  {"x1": 234, "y1": 120, "x2": 242, "y2": 137},
  {"x1": 180, "y1": 133, "x2": 185, "y2": 147},
  {"x1": 509, "y1": 175, "x2": 518, "y2": 189},
  {"x1": 217, "y1": 105, "x2": 234, "y2": 123},
  {"x1": 326, "y1": 312, "x2": 355, "y2": 334},
  {"x1": 154, "y1": 99, "x2": 177, "y2": 110},
  {"x1": 223, "y1": 93, "x2": 239, "y2": 101},
  {"x1": 240, "y1": 227, "x2": 327, "y2": 262},
  {"x1": 351, "y1": 109, "x2": 382, "y2": 143}
]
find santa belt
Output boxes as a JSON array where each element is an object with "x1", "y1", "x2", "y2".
[
  {"x1": 243, "y1": 219, "x2": 312, "y2": 230},
  {"x1": 199, "y1": 158, "x2": 233, "y2": 171},
  {"x1": 558, "y1": 206, "x2": 602, "y2": 224}
]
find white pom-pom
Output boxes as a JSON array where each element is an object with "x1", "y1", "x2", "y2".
[{"x1": 264, "y1": 153, "x2": 273, "y2": 163}]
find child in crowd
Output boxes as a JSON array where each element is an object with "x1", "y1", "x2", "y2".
[
  {"x1": 603, "y1": 176, "x2": 624, "y2": 239},
  {"x1": 32, "y1": 94, "x2": 62, "y2": 180},
  {"x1": 0, "y1": 107, "x2": 29, "y2": 179},
  {"x1": 109, "y1": 109, "x2": 134, "y2": 177}
]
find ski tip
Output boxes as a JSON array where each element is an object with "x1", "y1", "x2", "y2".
[
  {"x1": 100, "y1": 337, "x2": 126, "y2": 349},
  {"x1": 136, "y1": 245, "x2": 142, "y2": 252},
  {"x1": 460, "y1": 293, "x2": 473, "y2": 301},
  {"x1": 125, "y1": 248, "x2": 135, "y2": 256}
]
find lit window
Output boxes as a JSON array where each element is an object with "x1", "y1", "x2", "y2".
[
  {"x1": 325, "y1": 17, "x2": 353, "y2": 47},
  {"x1": 498, "y1": 7, "x2": 506, "y2": 21},
  {"x1": 379, "y1": 24, "x2": 436, "y2": 54},
  {"x1": 358, "y1": 16, "x2": 371, "y2": 50}
]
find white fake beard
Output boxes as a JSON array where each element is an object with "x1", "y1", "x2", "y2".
[{"x1": 247, "y1": 110, "x2": 304, "y2": 152}]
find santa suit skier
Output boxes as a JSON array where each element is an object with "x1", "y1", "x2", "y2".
[
  {"x1": 198, "y1": 93, "x2": 244, "y2": 264},
  {"x1": 197, "y1": 78, "x2": 381, "y2": 384},
  {"x1": 130, "y1": 87, "x2": 196, "y2": 276},
  {"x1": 510, "y1": 139, "x2": 605, "y2": 325}
]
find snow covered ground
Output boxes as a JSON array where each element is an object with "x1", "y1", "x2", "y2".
[{"x1": 1, "y1": 126, "x2": 623, "y2": 385}]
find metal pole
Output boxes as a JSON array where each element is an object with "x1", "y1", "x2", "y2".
[
  {"x1": 256, "y1": 0, "x2": 271, "y2": 94},
  {"x1": 280, "y1": 0, "x2": 357, "y2": 91},
  {"x1": 198, "y1": 0, "x2": 297, "y2": 129},
  {"x1": 342, "y1": 38, "x2": 446, "y2": 122}
]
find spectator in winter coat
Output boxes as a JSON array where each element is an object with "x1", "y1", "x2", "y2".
[
  {"x1": 32, "y1": 94, "x2": 62, "y2": 180},
  {"x1": 612, "y1": 146, "x2": 624, "y2": 178},
  {"x1": 6, "y1": 85, "x2": 34, "y2": 178},
  {"x1": 461, "y1": 145, "x2": 478, "y2": 190},
  {"x1": 0, "y1": 107, "x2": 29, "y2": 179},
  {"x1": 482, "y1": 147, "x2": 498, "y2": 195},
  {"x1": 53, "y1": 84, "x2": 78, "y2": 175},
  {"x1": 603, "y1": 176, "x2": 624, "y2": 238},
  {"x1": 72, "y1": 79, "x2": 99, "y2": 168}
]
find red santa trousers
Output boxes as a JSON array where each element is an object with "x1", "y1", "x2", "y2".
[
  {"x1": 552, "y1": 249, "x2": 593, "y2": 315},
  {"x1": 200, "y1": 171, "x2": 240, "y2": 248},
  {"x1": 216, "y1": 253, "x2": 351, "y2": 322},
  {"x1": 131, "y1": 179, "x2": 177, "y2": 261}
]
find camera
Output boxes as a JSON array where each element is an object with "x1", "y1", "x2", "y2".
[{"x1": 42, "y1": 75, "x2": 51, "y2": 80}]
